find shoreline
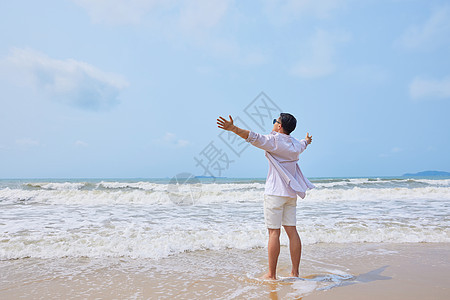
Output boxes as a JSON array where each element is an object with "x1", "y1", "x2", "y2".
[{"x1": 1, "y1": 243, "x2": 449, "y2": 299}]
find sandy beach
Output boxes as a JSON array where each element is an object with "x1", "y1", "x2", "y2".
[{"x1": 1, "y1": 242, "x2": 448, "y2": 299}]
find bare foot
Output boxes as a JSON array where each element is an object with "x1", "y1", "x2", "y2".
[
  {"x1": 261, "y1": 273, "x2": 277, "y2": 280},
  {"x1": 290, "y1": 272, "x2": 299, "y2": 277}
]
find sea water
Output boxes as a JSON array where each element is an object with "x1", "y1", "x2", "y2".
[{"x1": 1, "y1": 177, "x2": 449, "y2": 260}]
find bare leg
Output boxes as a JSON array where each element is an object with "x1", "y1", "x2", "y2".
[
  {"x1": 283, "y1": 225, "x2": 301, "y2": 277},
  {"x1": 262, "y1": 228, "x2": 281, "y2": 280}
]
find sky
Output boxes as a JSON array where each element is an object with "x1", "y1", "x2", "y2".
[{"x1": 0, "y1": 0, "x2": 449, "y2": 179}]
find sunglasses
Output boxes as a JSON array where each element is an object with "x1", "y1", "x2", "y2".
[{"x1": 273, "y1": 119, "x2": 281, "y2": 125}]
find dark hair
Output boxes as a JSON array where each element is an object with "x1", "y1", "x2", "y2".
[{"x1": 279, "y1": 113, "x2": 297, "y2": 134}]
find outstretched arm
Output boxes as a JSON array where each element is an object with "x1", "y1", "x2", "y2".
[{"x1": 217, "y1": 115, "x2": 249, "y2": 140}]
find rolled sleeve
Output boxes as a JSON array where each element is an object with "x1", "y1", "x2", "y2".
[
  {"x1": 245, "y1": 131, "x2": 277, "y2": 152},
  {"x1": 245, "y1": 131, "x2": 257, "y2": 143}
]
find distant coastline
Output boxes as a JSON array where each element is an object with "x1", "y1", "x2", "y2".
[{"x1": 402, "y1": 170, "x2": 450, "y2": 178}]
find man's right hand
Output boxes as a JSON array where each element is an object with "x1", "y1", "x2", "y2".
[
  {"x1": 306, "y1": 133, "x2": 313, "y2": 144},
  {"x1": 217, "y1": 115, "x2": 235, "y2": 131}
]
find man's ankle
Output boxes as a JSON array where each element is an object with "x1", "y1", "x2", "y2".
[{"x1": 262, "y1": 273, "x2": 277, "y2": 280}]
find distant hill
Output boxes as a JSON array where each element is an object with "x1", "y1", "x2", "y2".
[{"x1": 402, "y1": 170, "x2": 450, "y2": 177}]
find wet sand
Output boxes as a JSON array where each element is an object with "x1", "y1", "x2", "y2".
[
  {"x1": 303, "y1": 243, "x2": 449, "y2": 300},
  {"x1": 1, "y1": 243, "x2": 449, "y2": 299}
]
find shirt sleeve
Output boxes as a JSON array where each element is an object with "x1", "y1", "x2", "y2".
[
  {"x1": 245, "y1": 131, "x2": 277, "y2": 152},
  {"x1": 299, "y1": 139, "x2": 308, "y2": 154}
]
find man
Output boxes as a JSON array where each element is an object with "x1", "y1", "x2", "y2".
[{"x1": 216, "y1": 113, "x2": 314, "y2": 280}]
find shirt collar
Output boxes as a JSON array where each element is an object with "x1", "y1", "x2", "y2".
[{"x1": 271, "y1": 131, "x2": 290, "y2": 137}]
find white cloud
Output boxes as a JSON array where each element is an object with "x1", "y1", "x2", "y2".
[
  {"x1": 342, "y1": 65, "x2": 389, "y2": 85},
  {"x1": 379, "y1": 146, "x2": 402, "y2": 158},
  {"x1": 291, "y1": 29, "x2": 349, "y2": 78},
  {"x1": 74, "y1": 0, "x2": 231, "y2": 32},
  {"x1": 206, "y1": 38, "x2": 267, "y2": 66},
  {"x1": 176, "y1": 139, "x2": 189, "y2": 148},
  {"x1": 243, "y1": 52, "x2": 267, "y2": 66},
  {"x1": 73, "y1": 0, "x2": 163, "y2": 25},
  {"x1": 1, "y1": 48, "x2": 129, "y2": 111},
  {"x1": 391, "y1": 147, "x2": 402, "y2": 153},
  {"x1": 163, "y1": 132, "x2": 176, "y2": 142},
  {"x1": 75, "y1": 140, "x2": 89, "y2": 147},
  {"x1": 73, "y1": 0, "x2": 265, "y2": 66},
  {"x1": 156, "y1": 132, "x2": 190, "y2": 148},
  {"x1": 397, "y1": 5, "x2": 450, "y2": 50},
  {"x1": 16, "y1": 138, "x2": 40, "y2": 147},
  {"x1": 181, "y1": 2, "x2": 266, "y2": 66},
  {"x1": 178, "y1": 0, "x2": 229, "y2": 38},
  {"x1": 264, "y1": 0, "x2": 346, "y2": 24},
  {"x1": 409, "y1": 76, "x2": 450, "y2": 100}
]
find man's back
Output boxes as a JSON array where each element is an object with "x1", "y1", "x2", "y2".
[{"x1": 246, "y1": 130, "x2": 312, "y2": 198}]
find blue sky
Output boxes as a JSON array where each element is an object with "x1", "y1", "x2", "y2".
[{"x1": 1, "y1": 0, "x2": 449, "y2": 178}]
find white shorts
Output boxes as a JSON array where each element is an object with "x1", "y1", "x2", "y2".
[{"x1": 264, "y1": 194, "x2": 297, "y2": 229}]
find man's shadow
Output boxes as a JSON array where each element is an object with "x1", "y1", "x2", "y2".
[
  {"x1": 269, "y1": 265, "x2": 392, "y2": 300},
  {"x1": 266, "y1": 265, "x2": 393, "y2": 299},
  {"x1": 320, "y1": 265, "x2": 392, "y2": 291}
]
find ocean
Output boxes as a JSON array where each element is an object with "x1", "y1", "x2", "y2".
[{"x1": 1, "y1": 177, "x2": 449, "y2": 298}]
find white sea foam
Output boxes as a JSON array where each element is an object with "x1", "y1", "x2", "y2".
[
  {"x1": 1, "y1": 178, "x2": 449, "y2": 260},
  {"x1": 288, "y1": 281, "x2": 318, "y2": 298},
  {"x1": 1, "y1": 185, "x2": 449, "y2": 205},
  {"x1": 314, "y1": 178, "x2": 371, "y2": 188},
  {"x1": 0, "y1": 203, "x2": 447, "y2": 260},
  {"x1": 25, "y1": 182, "x2": 87, "y2": 190},
  {"x1": 0, "y1": 226, "x2": 447, "y2": 260},
  {"x1": 15, "y1": 178, "x2": 450, "y2": 195},
  {"x1": 414, "y1": 179, "x2": 450, "y2": 186},
  {"x1": 307, "y1": 186, "x2": 450, "y2": 202},
  {"x1": 313, "y1": 178, "x2": 450, "y2": 189},
  {"x1": 0, "y1": 223, "x2": 267, "y2": 260},
  {"x1": 97, "y1": 181, "x2": 166, "y2": 191}
]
